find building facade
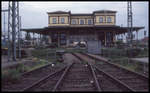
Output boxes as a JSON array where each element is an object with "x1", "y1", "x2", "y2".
[
  {"x1": 47, "y1": 10, "x2": 116, "y2": 46},
  {"x1": 21, "y1": 10, "x2": 144, "y2": 48},
  {"x1": 48, "y1": 10, "x2": 116, "y2": 27}
]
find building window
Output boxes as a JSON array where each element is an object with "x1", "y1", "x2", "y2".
[
  {"x1": 107, "y1": 17, "x2": 112, "y2": 23},
  {"x1": 52, "y1": 18, "x2": 57, "y2": 24},
  {"x1": 88, "y1": 19, "x2": 92, "y2": 25},
  {"x1": 99, "y1": 17, "x2": 103, "y2": 23},
  {"x1": 72, "y1": 19, "x2": 76, "y2": 24},
  {"x1": 61, "y1": 18, "x2": 65, "y2": 24},
  {"x1": 80, "y1": 19, "x2": 84, "y2": 24}
]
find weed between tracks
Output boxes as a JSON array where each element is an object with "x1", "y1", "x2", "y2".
[
  {"x1": 2, "y1": 60, "x2": 49, "y2": 85},
  {"x1": 95, "y1": 55, "x2": 148, "y2": 76}
]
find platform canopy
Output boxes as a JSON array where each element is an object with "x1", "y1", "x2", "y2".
[{"x1": 21, "y1": 25, "x2": 144, "y2": 35}]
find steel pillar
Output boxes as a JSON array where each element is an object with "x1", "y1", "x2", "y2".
[
  {"x1": 127, "y1": 1, "x2": 133, "y2": 46},
  {"x1": 58, "y1": 32, "x2": 60, "y2": 47},
  {"x1": 33, "y1": 32, "x2": 35, "y2": 46},
  {"x1": 104, "y1": 32, "x2": 106, "y2": 46},
  {"x1": 8, "y1": 1, "x2": 20, "y2": 61},
  {"x1": 3, "y1": 11, "x2": 6, "y2": 44},
  {"x1": 66, "y1": 31, "x2": 70, "y2": 47}
]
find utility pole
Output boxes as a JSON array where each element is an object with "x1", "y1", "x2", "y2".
[
  {"x1": 18, "y1": 16, "x2": 22, "y2": 59},
  {"x1": 127, "y1": 1, "x2": 133, "y2": 47},
  {"x1": 2, "y1": 10, "x2": 8, "y2": 47},
  {"x1": 8, "y1": 1, "x2": 20, "y2": 61}
]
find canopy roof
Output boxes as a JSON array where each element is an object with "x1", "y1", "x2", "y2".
[{"x1": 21, "y1": 25, "x2": 144, "y2": 35}]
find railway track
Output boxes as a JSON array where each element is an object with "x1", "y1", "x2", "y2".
[
  {"x1": 22, "y1": 63, "x2": 70, "y2": 91},
  {"x1": 22, "y1": 54, "x2": 104, "y2": 91},
  {"x1": 53, "y1": 62, "x2": 99, "y2": 91},
  {"x1": 2, "y1": 62, "x2": 66, "y2": 91},
  {"x1": 73, "y1": 53, "x2": 149, "y2": 92},
  {"x1": 72, "y1": 53, "x2": 133, "y2": 92},
  {"x1": 3, "y1": 53, "x2": 149, "y2": 92},
  {"x1": 24, "y1": 60, "x2": 101, "y2": 91}
]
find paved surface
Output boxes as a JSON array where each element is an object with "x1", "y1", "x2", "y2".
[
  {"x1": 63, "y1": 53, "x2": 79, "y2": 64},
  {"x1": 1, "y1": 48, "x2": 34, "y2": 69},
  {"x1": 87, "y1": 53, "x2": 108, "y2": 62},
  {"x1": 1, "y1": 55, "x2": 33, "y2": 69},
  {"x1": 130, "y1": 57, "x2": 149, "y2": 63}
]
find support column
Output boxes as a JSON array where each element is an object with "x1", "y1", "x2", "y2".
[
  {"x1": 57, "y1": 32, "x2": 60, "y2": 47},
  {"x1": 33, "y1": 32, "x2": 35, "y2": 46},
  {"x1": 121, "y1": 34, "x2": 123, "y2": 41},
  {"x1": 113, "y1": 31, "x2": 116, "y2": 43},
  {"x1": 104, "y1": 32, "x2": 107, "y2": 47},
  {"x1": 136, "y1": 30, "x2": 138, "y2": 47},
  {"x1": 38, "y1": 34, "x2": 40, "y2": 45},
  {"x1": 12, "y1": 2, "x2": 17, "y2": 61},
  {"x1": 48, "y1": 34, "x2": 52, "y2": 44},
  {"x1": 136, "y1": 30, "x2": 138, "y2": 41},
  {"x1": 40, "y1": 34, "x2": 41, "y2": 45},
  {"x1": 66, "y1": 31, "x2": 70, "y2": 47}
]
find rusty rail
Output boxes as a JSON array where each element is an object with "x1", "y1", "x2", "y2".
[
  {"x1": 80, "y1": 53, "x2": 149, "y2": 91},
  {"x1": 82, "y1": 53, "x2": 149, "y2": 80},
  {"x1": 94, "y1": 66, "x2": 134, "y2": 92},
  {"x1": 72, "y1": 53, "x2": 102, "y2": 91},
  {"x1": 88, "y1": 63, "x2": 102, "y2": 91},
  {"x1": 22, "y1": 65, "x2": 67, "y2": 91},
  {"x1": 21, "y1": 63, "x2": 53, "y2": 76},
  {"x1": 52, "y1": 62, "x2": 74, "y2": 91}
]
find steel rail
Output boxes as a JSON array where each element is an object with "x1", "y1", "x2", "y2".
[
  {"x1": 20, "y1": 63, "x2": 53, "y2": 76},
  {"x1": 94, "y1": 66, "x2": 135, "y2": 92},
  {"x1": 22, "y1": 65, "x2": 67, "y2": 91},
  {"x1": 52, "y1": 62, "x2": 74, "y2": 91},
  {"x1": 74, "y1": 53, "x2": 135, "y2": 91},
  {"x1": 82, "y1": 53, "x2": 149, "y2": 80},
  {"x1": 88, "y1": 63, "x2": 102, "y2": 91},
  {"x1": 80, "y1": 53, "x2": 149, "y2": 91},
  {"x1": 72, "y1": 53, "x2": 102, "y2": 91}
]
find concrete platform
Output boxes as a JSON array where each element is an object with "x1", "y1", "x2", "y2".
[
  {"x1": 63, "y1": 53, "x2": 79, "y2": 64},
  {"x1": 87, "y1": 53, "x2": 108, "y2": 62},
  {"x1": 1, "y1": 55, "x2": 33, "y2": 69},
  {"x1": 130, "y1": 57, "x2": 148, "y2": 63}
]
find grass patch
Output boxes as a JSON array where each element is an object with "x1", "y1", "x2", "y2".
[
  {"x1": 2, "y1": 60, "x2": 49, "y2": 84},
  {"x1": 31, "y1": 48, "x2": 87, "y2": 63},
  {"x1": 102, "y1": 47, "x2": 148, "y2": 58},
  {"x1": 108, "y1": 57, "x2": 148, "y2": 75}
]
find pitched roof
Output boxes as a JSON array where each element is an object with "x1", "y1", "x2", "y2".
[
  {"x1": 93, "y1": 10, "x2": 117, "y2": 13},
  {"x1": 71, "y1": 13, "x2": 93, "y2": 16},
  {"x1": 47, "y1": 11, "x2": 70, "y2": 14}
]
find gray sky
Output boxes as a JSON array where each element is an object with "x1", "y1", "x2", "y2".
[{"x1": 2, "y1": 1, "x2": 149, "y2": 39}]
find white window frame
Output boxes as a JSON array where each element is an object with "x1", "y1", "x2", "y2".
[
  {"x1": 99, "y1": 17, "x2": 103, "y2": 23},
  {"x1": 80, "y1": 19, "x2": 84, "y2": 25},
  {"x1": 88, "y1": 19, "x2": 92, "y2": 25},
  {"x1": 52, "y1": 18, "x2": 57, "y2": 24},
  {"x1": 72, "y1": 19, "x2": 76, "y2": 24},
  {"x1": 107, "y1": 17, "x2": 112, "y2": 23},
  {"x1": 61, "y1": 18, "x2": 65, "y2": 24}
]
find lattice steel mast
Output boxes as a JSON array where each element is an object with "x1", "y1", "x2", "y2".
[
  {"x1": 8, "y1": 1, "x2": 20, "y2": 61},
  {"x1": 127, "y1": 1, "x2": 133, "y2": 46}
]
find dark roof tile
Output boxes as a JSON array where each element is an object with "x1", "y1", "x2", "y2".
[{"x1": 93, "y1": 10, "x2": 117, "y2": 13}]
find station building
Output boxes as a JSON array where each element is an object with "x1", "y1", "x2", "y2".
[{"x1": 21, "y1": 10, "x2": 144, "y2": 47}]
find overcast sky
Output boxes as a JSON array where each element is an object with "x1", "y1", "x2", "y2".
[{"x1": 1, "y1": 1, "x2": 149, "y2": 39}]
